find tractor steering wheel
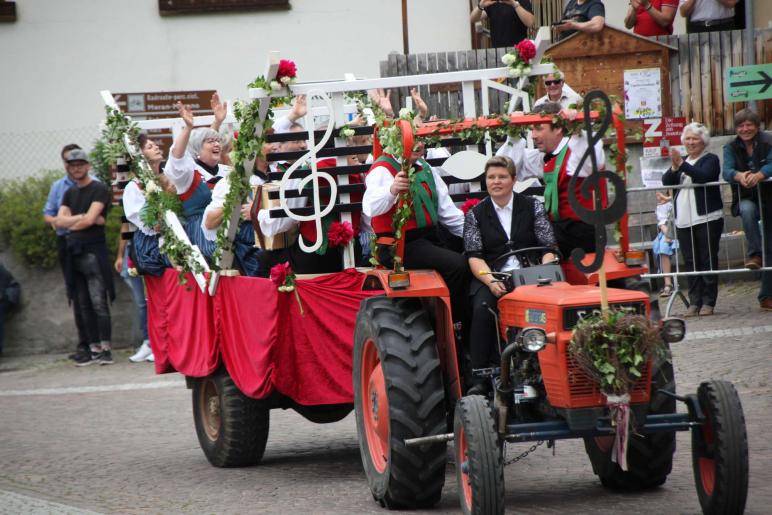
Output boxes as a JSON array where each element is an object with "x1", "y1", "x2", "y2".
[{"x1": 491, "y1": 246, "x2": 562, "y2": 272}]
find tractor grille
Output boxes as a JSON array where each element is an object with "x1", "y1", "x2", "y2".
[
  {"x1": 567, "y1": 352, "x2": 651, "y2": 404},
  {"x1": 563, "y1": 302, "x2": 645, "y2": 330}
]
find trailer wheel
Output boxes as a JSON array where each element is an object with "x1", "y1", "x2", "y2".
[
  {"x1": 454, "y1": 395, "x2": 504, "y2": 515},
  {"x1": 692, "y1": 380, "x2": 749, "y2": 515},
  {"x1": 353, "y1": 297, "x2": 447, "y2": 509},
  {"x1": 192, "y1": 369, "x2": 269, "y2": 467},
  {"x1": 584, "y1": 350, "x2": 676, "y2": 489}
]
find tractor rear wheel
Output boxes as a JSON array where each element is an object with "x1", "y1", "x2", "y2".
[
  {"x1": 454, "y1": 395, "x2": 504, "y2": 515},
  {"x1": 192, "y1": 368, "x2": 270, "y2": 467},
  {"x1": 353, "y1": 297, "x2": 447, "y2": 509},
  {"x1": 584, "y1": 350, "x2": 676, "y2": 489},
  {"x1": 691, "y1": 380, "x2": 749, "y2": 515}
]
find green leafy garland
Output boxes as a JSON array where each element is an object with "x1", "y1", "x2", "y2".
[
  {"x1": 97, "y1": 105, "x2": 203, "y2": 283},
  {"x1": 569, "y1": 309, "x2": 668, "y2": 396},
  {"x1": 212, "y1": 75, "x2": 295, "y2": 268}
]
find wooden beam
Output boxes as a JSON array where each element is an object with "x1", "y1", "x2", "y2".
[{"x1": 402, "y1": 0, "x2": 409, "y2": 55}]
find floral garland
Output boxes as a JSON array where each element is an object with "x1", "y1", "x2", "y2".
[
  {"x1": 212, "y1": 61, "x2": 298, "y2": 268},
  {"x1": 97, "y1": 106, "x2": 201, "y2": 283}
]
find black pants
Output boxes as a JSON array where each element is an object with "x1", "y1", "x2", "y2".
[
  {"x1": 677, "y1": 218, "x2": 723, "y2": 308},
  {"x1": 58, "y1": 236, "x2": 95, "y2": 349},
  {"x1": 551, "y1": 219, "x2": 596, "y2": 260},
  {"x1": 468, "y1": 281, "x2": 501, "y2": 384},
  {"x1": 400, "y1": 228, "x2": 471, "y2": 323},
  {"x1": 72, "y1": 252, "x2": 112, "y2": 343}
]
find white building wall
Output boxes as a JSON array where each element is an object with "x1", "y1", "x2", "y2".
[{"x1": 0, "y1": 0, "x2": 471, "y2": 178}]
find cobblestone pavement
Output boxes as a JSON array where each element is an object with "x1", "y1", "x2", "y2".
[{"x1": 0, "y1": 281, "x2": 769, "y2": 514}]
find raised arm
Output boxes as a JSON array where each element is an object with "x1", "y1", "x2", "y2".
[{"x1": 209, "y1": 93, "x2": 227, "y2": 132}]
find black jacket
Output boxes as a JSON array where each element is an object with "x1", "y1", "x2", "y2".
[
  {"x1": 466, "y1": 194, "x2": 541, "y2": 267},
  {"x1": 0, "y1": 263, "x2": 20, "y2": 307},
  {"x1": 724, "y1": 131, "x2": 772, "y2": 214},
  {"x1": 662, "y1": 153, "x2": 723, "y2": 221}
]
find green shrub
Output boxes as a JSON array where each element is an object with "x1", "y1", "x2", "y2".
[{"x1": 0, "y1": 170, "x2": 123, "y2": 268}]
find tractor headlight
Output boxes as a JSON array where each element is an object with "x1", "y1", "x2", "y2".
[
  {"x1": 661, "y1": 317, "x2": 686, "y2": 343},
  {"x1": 520, "y1": 327, "x2": 547, "y2": 352}
]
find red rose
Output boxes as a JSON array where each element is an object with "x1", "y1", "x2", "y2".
[
  {"x1": 328, "y1": 221, "x2": 354, "y2": 247},
  {"x1": 515, "y1": 40, "x2": 536, "y2": 63},
  {"x1": 270, "y1": 261, "x2": 292, "y2": 286},
  {"x1": 461, "y1": 198, "x2": 481, "y2": 215},
  {"x1": 277, "y1": 59, "x2": 297, "y2": 79}
]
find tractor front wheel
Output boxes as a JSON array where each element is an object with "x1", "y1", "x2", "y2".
[
  {"x1": 353, "y1": 297, "x2": 447, "y2": 509},
  {"x1": 192, "y1": 368, "x2": 270, "y2": 467},
  {"x1": 691, "y1": 380, "x2": 749, "y2": 515},
  {"x1": 454, "y1": 395, "x2": 504, "y2": 515},
  {"x1": 584, "y1": 350, "x2": 676, "y2": 489}
]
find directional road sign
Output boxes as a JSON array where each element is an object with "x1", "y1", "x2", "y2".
[{"x1": 727, "y1": 64, "x2": 772, "y2": 102}]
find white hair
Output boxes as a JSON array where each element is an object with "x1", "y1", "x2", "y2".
[
  {"x1": 186, "y1": 128, "x2": 220, "y2": 157},
  {"x1": 681, "y1": 122, "x2": 710, "y2": 146}
]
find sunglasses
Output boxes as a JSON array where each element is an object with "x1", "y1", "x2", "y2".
[{"x1": 544, "y1": 80, "x2": 563, "y2": 86}]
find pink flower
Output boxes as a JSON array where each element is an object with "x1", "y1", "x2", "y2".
[
  {"x1": 277, "y1": 59, "x2": 297, "y2": 79},
  {"x1": 270, "y1": 261, "x2": 292, "y2": 286},
  {"x1": 328, "y1": 221, "x2": 354, "y2": 247},
  {"x1": 461, "y1": 198, "x2": 481, "y2": 215},
  {"x1": 515, "y1": 40, "x2": 536, "y2": 63}
]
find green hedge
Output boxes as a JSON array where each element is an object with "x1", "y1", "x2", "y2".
[{"x1": 0, "y1": 170, "x2": 123, "y2": 268}]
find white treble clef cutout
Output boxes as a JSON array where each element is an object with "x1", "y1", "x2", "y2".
[{"x1": 278, "y1": 89, "x2": 338, "y2": 254}]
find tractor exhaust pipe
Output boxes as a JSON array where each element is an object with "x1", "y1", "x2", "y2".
[{"x1": 496, "y1": 342, "x2": 518, "y2": 433}]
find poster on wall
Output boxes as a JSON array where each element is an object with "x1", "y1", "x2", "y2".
[{"x1": 624, "y1": 68, "x2": 662, "y2": 120}]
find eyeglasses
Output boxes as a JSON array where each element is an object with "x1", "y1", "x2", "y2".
[
  {"x1": 203, "y1": 137, "x2": 221, "y2": 145},
  {"x1": 544, "y1": 80, "x2": 563, "y2": 86}
]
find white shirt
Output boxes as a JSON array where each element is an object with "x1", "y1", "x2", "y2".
[
  {"x1": 201, "y1": 170, "x2": 266, "y2": 241},
  {"x1": 492, "y1": 194, "x2": 521, "y2": 271},
  {"x1": 655, "y1": 201, "x2": 673, "y2": 227},
  {"x1": 534, "y1": 87, "x2": 582, "y2": 110},
  {"x1": 496, "y1": 133, "x2": 606, "y2": 183},
  {"x1": 681, "y1": 0, "x2": 733, "y2": 22},
  {"x1": 163, "y1": 153, "x2": 214, "y2": 194},
  {"x1": 362, "y1": 161, "x2": 465, "y2": 237},
  {"x1": 122, "y1": 180, "x2": 155, "y2": 236},
  {"x1": 674, "y1": 153, "x2": 723, "y2": 228}
]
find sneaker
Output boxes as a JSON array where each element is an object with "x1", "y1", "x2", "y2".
[
  {"x1": 75, "y1": 352, "x2": 101, "y2": 367},
  {"x1": 69, "y1": 345, "x2": 90, "y2": 361},
  {"x1": 146, "y1": 351, "x2": 155, "y2": 363},
  {"x1": 745, "y1": 255, "x2": 762, "y2": 270},
  {"x1": 97, "y1": 350, "x2": 114, "y2": 365},
  {"x1": 129, "y1": 341, "x2": 153, "y2": 363},
  {"x1": 761, "y1": 298, "x2": 772, "y2": 311}
]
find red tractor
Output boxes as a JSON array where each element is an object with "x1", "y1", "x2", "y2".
[{"x1": 351, "y1": 113, "x2": 749, "y2": 514}]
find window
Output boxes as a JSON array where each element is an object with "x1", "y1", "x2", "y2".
[{"x1": 158, "y1": 0, "x2": 290, "y2": 16}]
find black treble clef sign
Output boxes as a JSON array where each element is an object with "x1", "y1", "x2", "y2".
[{"x1": 566, "y1": 90, "x2": 627, "y2": 274}]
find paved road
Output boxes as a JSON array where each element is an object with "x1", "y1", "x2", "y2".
[{"x1": 0, "y1": 281, "x2": 770, "y2": 514}]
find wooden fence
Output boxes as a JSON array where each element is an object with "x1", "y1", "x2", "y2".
[{"x1": 380, "y1": 27, "x2": 772, "y2": 134}]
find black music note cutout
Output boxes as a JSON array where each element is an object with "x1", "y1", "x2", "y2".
[{"x1": 566, "y1": 90, "x2": 627, "y2": 274}]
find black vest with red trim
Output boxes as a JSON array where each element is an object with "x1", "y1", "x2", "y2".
[{"x1": 545, "y1": 148, "x2": 602, "y2": 222}]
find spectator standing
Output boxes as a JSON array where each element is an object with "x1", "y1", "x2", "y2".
[
  {"x1": 470, "y1": 0, "x2": 535, "y2": 48},
  {"x1": 662, "y1": 123, "x2": 723, "y2": 317},
  {"x1": 0, "y1": 261, "x2": 21, "y2": 355},
  {"x1": 625, "y1": 0, "x2": 679, "y2": 36},
  {"x1": 43, "y1": 144, "x2": 99, "y2": 363},
  {"x1": 652, "y1": 191, "x2": 677, "y2": 297},
  {"x1": 54, "y1": 149, "x2": 115, "y2": 365},
  {"x1": 533, "y1": 72, "x2": 582, "y2": 110},
  {"x1": 555, "y1": 0, "x2": 605, "y2": 41},
  {"x1": 679, "y1": 0, "x2": 738, "y2": 33},
  {"x1": 721, "y1": 108, "x2": 772, "y2": 311}
]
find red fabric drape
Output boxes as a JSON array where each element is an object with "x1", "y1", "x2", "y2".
[
  {"x1": 149, "y1": 268, "x2": 382, "y2": 406},
  {"x1": 145, "y1": 270, "x2": 220, "y2": 377}
]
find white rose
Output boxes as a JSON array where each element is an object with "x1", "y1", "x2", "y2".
[
  {"x1": 280, "y1": 76, "x2": 291, "y2": 86},
  {"x1": 341, "y1": 128, "x2": 355, "y2": 138},
  {"x1": 278, "y1": 285, "x2": 288, "y2": 292},
  {"x1": 269, "y1": 80, "x2": 281, "y2": 91},
  {"x1": 509, "y1": 67, "x2": 522, "y2": 78},
  {"x1": 145, "y1": 180, "x2": 160, "y2": 194},
  {"x1": 501, "y1": 53, "x2": 516, "y2": 66},
  {"x1": 522, "y1": 66, "x2": 532, "y2": 75}
]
